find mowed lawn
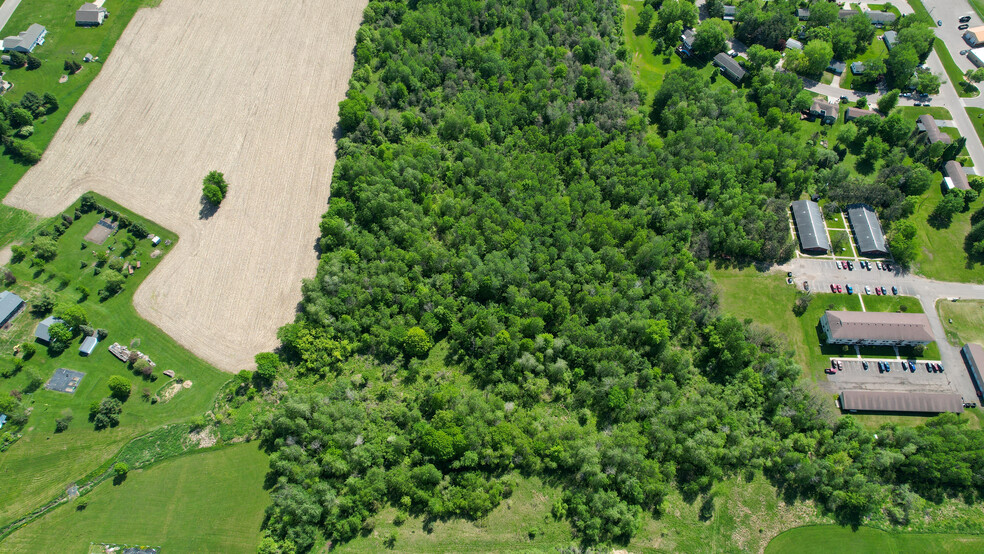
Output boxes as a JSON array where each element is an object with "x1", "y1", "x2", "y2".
[
  {"x1": 0, "y1": 195, "x2": 227, "y2": 528},
  {"x1": 766, "y1": 525, "x2": 984, "y2": 554},
  {"x1": 905, "y1": 176, "x2": 984, "y2": 284},
  {"x1": 940, "y1": 299, "x2": 984, "y2": 347},
  {"x1": 2, "y1": 444, "x2": 269, "y2": 552},
  {"x1": 0, "y1": 0, "x2": 159, "y2": 244}
]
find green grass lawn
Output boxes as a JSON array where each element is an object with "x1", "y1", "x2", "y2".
[
  {"x1": 936, "y1": 39, "x2": 980, "y2": 98},
  {"x1": 840, "y1": 39, "x2": 887, "y2": 92},
  {"x1": 0, "y1": 195, "x2": 228, "y2": 528},
  {"x1": 0, "y1": 0, "x2": 158, "y2": 245},
  {"x1": 863, "y1": 293, "x2": 923, "y2": 314},
  {"x1": 939, "y1": 299, "x2": 984, "y2": 346},
  {"x1": 766, "y1": 525, "x2": 984, "y2": 554},
  {"x1": 905, "y1": 173, "x2": 984, "y2": 284},
  {"x1": 1, "y1": 443, "x2": 269, "y2": 552},
  {"x1": 897, "y1": 106, "x2": 952, "y2": 124}
]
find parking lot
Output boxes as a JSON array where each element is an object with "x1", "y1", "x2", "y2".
[
  {"x1": 826, "y1": 357, "x2": 962, "y2": 395},
  {"x1": 802, "y1": 259, "x2": 917, "y2": 296}
]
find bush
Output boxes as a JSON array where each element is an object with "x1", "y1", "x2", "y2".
[
  {"x1": 8, "y1": 51, "x2": 25, "y2": 67},
  {"x1": 55, "y1": 409, "x2": 73, "y2": 433},
  {"x1": 107, "y1": 375, "x2": 131, "y2": 401},
  {"x1": 114, "y1": 462, "x2": 129, "y2": 475},
  {"x1": 9, "y1": 139, "x2": 41, "y2": 164},
  {"x1": 76, "y1": 499, "x2": 88, "y2": 510},
  {"x1": 20, "y1": 342, "x2": 36, "y2": 359},
  {"x1": 24, "y1": 368, "x2": 44, "y2": 393},
  {"x1": 96, "y1": 328, "x2": 109, "y2": 340}
]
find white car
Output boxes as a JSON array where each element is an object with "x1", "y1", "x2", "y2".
[{"x1": 865, "y1": 286, "x2": 872, "y2": 294}]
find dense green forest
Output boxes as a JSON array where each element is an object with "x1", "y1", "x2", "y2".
[{"x1": 255, "y1": 0, "x2": 984, "y2": 551}]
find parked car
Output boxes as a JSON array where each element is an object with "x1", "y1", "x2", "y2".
[
  {"x1": 961, "y1": 15, "x2": 973, "y2": 23},
  {"x1": 892, "y1": 286, "x2": 898, "y2": 295},
  {"x1": 962, "y1": 49, "x2": 972, "y2": 55},
  {"x1": 914, "y1": 102, "x2": 922, "y2": 106},
  {"x1": 804, "y1": 281, "x2": 810, "y2": 291},
  {"x1": 908, "y1": 361, "x2": 916, "y2": 371},
  {"x1": 830, "y1": 283, "x2": 837, "y2": 292},
  {"x1": 884, "y1": 264, "x2": 892, "y2": 271},
  {"x1": 825, "y1": 368, "x2": 836, "y2": 375},
  {"x1": 846, "y1": 284, "x2": 854, "y2": 294},
  {"x1": 847, "y1": 261, "x2": 854, "y2": 270},
  {"x1": 881, "y1": 286, "x2": 887, "y2": 295},
  {"x1": 839, "y1": 95, "x2": 849, "y2": 102},
  {"x1": 837, "y1": 360, "x2": 843, "y2": 370},
  {"x1": 939, "y1": 364, "x2": 944, "y2": 372},
  {"x1": 960, "y1": 23, "x2": 970, "y2": 30},
  {"x1": 836, "y1": 284, "x2": 843, "y2": 293},
  {"x1": 865, "y1": 285, "x2": 872, "y2": 294},
  {"x1": 938, "y1": 19, "x2": 943, "y2": 26},
  {"x1": 862, "y1": 361, "x2": 869, "y2": 370},
  {"x1": 876, "y1": 261, "x2": 883, "y2": 270},
  {"x1": 875, "y1": 287, "x2": 882, "y2": 295}
]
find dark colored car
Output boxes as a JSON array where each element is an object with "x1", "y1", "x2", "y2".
[
  {"x1": 908, "y1": 361, "x2": 916, "y2": 371},
  {"x1": 892, "y1": 286, "x2": 898, "y2": 295},
  {"x1": 960, "y1": 23, "x2": 970, "y2": 30},
  {"x1": 881, "y1": 286, "x2": 887, "y2": 295},
  {"x1": 825, "y1": 368, "x2": 836, "y2": 375},
  {"x1": 863, "y1": 361, "x2": 869, "y2": 370},
  {"x1": 962, "y1": 15, "x2": 973, "y2": 23}
]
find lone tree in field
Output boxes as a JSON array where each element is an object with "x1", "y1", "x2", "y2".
[{"x1": 202, "y1": 170, "x2": 229, "y2": 206}]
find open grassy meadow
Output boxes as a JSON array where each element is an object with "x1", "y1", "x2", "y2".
[
  {"x1": 940, "y1": 299, "x2": 984, "y2": 347},
  {"x1": 0, "y1": 0, "x2": 160, "y2": 244},
  {"x1": 767, "y1": 525, "x2": 984, "y2": 554},
  {"x1": 905, "y1": 174, "x2": 984, "y2": 284},
  {"x1": 0, "y1": 195, "x2": 228, "y2": 528},
  {"x1": 2, "y1": 443, "x2": 269, "y2": 552}
]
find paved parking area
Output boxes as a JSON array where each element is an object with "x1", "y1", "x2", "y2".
[
  {"x1": 928, "y1": 0, "x2": 979, "y2": 75},
  {"x1": 826, "y1": 357, "x2": 963, "y2": 395}
]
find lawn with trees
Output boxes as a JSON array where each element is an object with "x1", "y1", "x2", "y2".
[{"x1": 0, "y1": 194, "x2": 228, "y2": 530}]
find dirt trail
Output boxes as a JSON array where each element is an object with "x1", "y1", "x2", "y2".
[{"x1": 4, "y1": 0, "x2": 368, "y2": 371}]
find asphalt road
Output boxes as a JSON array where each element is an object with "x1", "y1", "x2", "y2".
[
  {"x1": 0, "y1": 0, "x2": 22, "y2": 35},
  {"x1": 781, "y1": 257, "x2": 984, "y2": 403}
]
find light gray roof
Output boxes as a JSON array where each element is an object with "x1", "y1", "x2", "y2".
[
  {"x1": 713, "y1": 52, "x2": 745, "y2": 82},
  {"x1": 963, "y1": 343, "x2": 984, "y2": 392},
  {"x1": 847, "y1": 203, "x2": 888, "y2": 255},
  {"x1": 865, "y1": 11, "x2": 897, "y2": 23},
  {"x1": 945, "y1": 161, "x2": 970, "y2": 191},
  {"x1": 0, "y1": 290, "x2": 24, "y2": 325},
  {"x1": 76, "y1": 3, "x2": 107, "y2": 23},
  {"x1": 35, "y1": 316, "x2": 64, "y2": 342},
  {"x1": 790, "y1": 200, "x2": 830, "y2": 252},
  {"x1": 851, "y1": 61, "x2": 865, "y2": 73},
  {"x1": 824, "y1": 310, "x2": 934, "y2": 343},
  {"x1": 883, "y1": 30, "x2": 898, "y2": 49},
  {"x1": 811, "y1": 98, "x2": 838, "y2": 118},
  {"x1": 682, "y1": 29, "x2": 695, "y2": 49},
  {"x1": 79, "y1": 335, "x2": 98, "y2": 354},
  {"x1": 917, "y1": 114, "x2": 951, "y2": 144},
  {"x1": 828, "y1": 60, "x2": 847, "y2": 74},
  {"x1": 840, "y1": 390, "x2": 964, "y2": 414},
  {"x1": 797, "y1": 8, "x2": 810, "y2": 19},
  {"x1": 838, "y1": 9, "x2": 859, "y2": 18},
  {"x1": 786, "y1": 38, "x2": 803, "y2": 50}
]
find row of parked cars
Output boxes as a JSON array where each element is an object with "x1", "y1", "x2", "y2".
[
  {"x1": 826, "y1": 358, "x2": 944, "y2": 374},
  {"x1": 829, "y1": 283, "x2": 899, "y2": 295},
  {"x1": 835, "y1": 260, "x2": 892, "y2": 271}
]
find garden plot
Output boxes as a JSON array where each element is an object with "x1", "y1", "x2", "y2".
[{"x1": 3, "y1": 0, "x2": 368, "y2": 371}]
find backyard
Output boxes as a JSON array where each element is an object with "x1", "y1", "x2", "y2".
[{"x1": 0, "y1": 194, "x2": 228, "y2": 529}]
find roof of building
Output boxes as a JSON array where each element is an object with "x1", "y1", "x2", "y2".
[
  {"x1": 797, "y1": 8, "x2": 810, "y2": 19},
  {"x1": 682, "y1": 29, "x2": 695, "y2": 48},
  {"x1": 844, "y1": 107, "x2": 878, "y2": 120},
  {"x1": 847, "y1": 203, "x2": 888, "y2": 255},
  {"x1": 963, "y1": 343, "x2": 984, "y2": 390},
  {"x1": 824, "y1": 310, "x2": 934, "y2": 343},
  {"x1": 35, "y1": 316, "x2": 64, "y2": 342},
  {"x1": 840, "y1": 390, "x2": 964, "y2": 414},
  {"x1": 76, "y1": 2, "x2": 107, "y2": 22},
  {"x1": 79, "y1": 335, "x2": 98, "y2": 354},
  {"x1": 827, "y1": 60, "x2": 847, "y2": 74},
  {"x1": 865, "y1": 11, "x2": 897, "y2": 23},
  {"x1": 851, "y1": 61, "x2": 865, "y2": 73},
  {"x1": 916, "y1": 114, "x2": 952, "y2": 144},
  {"x1": 0, "y1": 290, "x2": 24, "y2": 324},
  {"x1": 0, "y1": 414, "x2": 6, "y2": 427},
  {"x1": 883, "y1": 30, "x2": 898, "y2": 48},
  {"x1": 786, "y1": 38, "x2": 803, "y2": 50},
  {"x1": 810, "y1": 98, "x2": 839, "y2": 118},
  {"x1": 945, "y1": 160, "x2": 970, "y2": 191},
  {"x1": 839, "y1": 9, "x2": 859, "y2": 18},
  {"x1": 790, "y1": 200, "x2": 830, "y2": 252},
  {"x1": 713, "y1": 52, "x2": 746, "y2": 81},
  {"x1": 723, "y1": 5, "x2": 736, "y2": 16},
  {"x1": 966, "y1": 26, "x2": 984, "y2": 43}
]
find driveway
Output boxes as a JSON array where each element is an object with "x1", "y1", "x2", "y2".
[{"x1": 781, "y1": 257, "x2": 984, "y2": 402}]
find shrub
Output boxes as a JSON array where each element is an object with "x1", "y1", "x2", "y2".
[
  {"x1": 24, "y1": 368, "x2": 44, "y2": 393},
  {"x1": 31, "y1": 290, "x2": 55, "y2": 316},
  {"x1": 96, "y1": 328, "x2": 109, "y2": 340},
  {"x1": 107, "y1": 375, "x2": 131, "y2": 401},
  {"x1": 9, "y1": 139, "x2": 42, "y2": 164},
  {"x1": 55, "y1": 409, "x2": 73, "y2": 432},
  {"x1": 8, "y1": 51, "x2": 25, "y2": 67},
  {"x1": 114, "y1": 462, "x2": 129, "y2": 475},
  {"x1": 76, "y1": 499, "x2": 88, "y2": 510},
  {"x1": 20, "y1": 342, "x2": 36, "y2": 360}
]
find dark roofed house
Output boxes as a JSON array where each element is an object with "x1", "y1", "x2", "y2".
[
  {"x1": 713, "y1": 52, "x2": 746, "y2": 83},
  {"x1": 963, "y1": 343, "x2": 984, "y2": 397},
  {"x1": 827, "y1": 60, "x2": 846, "y2": 75},
  {"x1": 790, "y1": 200, "x2": 830, "y2": 254},
  {"x1": 883, "y1": 30, "x2": 898, "y2": 51},
  {"x1": 944, "y1": 160, "x2": 970, "y2": 191},
  {"x1": 35, "y1": 316, "x2": 65, "y2": 344},
  {"x1": 844, "y1": 107, "x2": 878, "y2": 121},
  {"x1": 76, "y1": 3, "x2": 108, "y2": 26},
  {"x1": 723, "y1": 5, "x2": 736, "y2": 21},
  {"x1": 79, "y1": 335, "x2": 98, "y2": 356},
  {"x1": 810, "y1": 98, "x2": 838, "y2": 125},
  {"x1": 840, "y1": 391, "x2": 964, "y2": 414},
  {"x1": 865, "y1": 11, "x2": 897, "y2": 26},
  {"x1": 2, "y1": 23, "x2": 46, "y2": 53},
  {"x1": 0, "y1": 290, "x2": 24, "y2": 327},
  {"x1": 916, "y1": 114, "x2": 952, "y2": 145},
  {"x1": 838, "y1": 9, "x2": 859, "y2": 19},
  {"x1": 851, "y1": 61, "x2": 865, "y2": 75},
  {"x1": 820, "y1": 310, "x2": 934, "y2": 346},
  {"x1": 797, "y1": 8, "x2": 810, "y2": 20},
  {"x1": 847, "y1": 203, "x2": 889, "y2": 256}
]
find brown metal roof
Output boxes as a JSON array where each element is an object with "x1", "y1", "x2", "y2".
[
  {"x1": 824, "y1": 310, "x2": 934, "y2": 343},
  {"x1": 841, "y1": 390, "x2": 964, "y2": 413},
  {"x1": 945, "y1": 160, "x2": 970, "y2": 191},
  {"x1": 917, "y1": 114, "x2": 952, "y2": 145},
  {"x1": 844, "y1": 107, "x2": 877, "y2": 121}
]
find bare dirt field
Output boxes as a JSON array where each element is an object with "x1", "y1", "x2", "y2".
[{"x1": 4, "y1": 0, "x2": 368, "y2": 371}]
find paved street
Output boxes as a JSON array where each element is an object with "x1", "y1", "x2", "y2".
[
  {"x1": 780, "y1": 256, "x2": 984, "y2": 403},
  {"x1": 0, "y1": 0, "x2": 22, "y2": 35}
]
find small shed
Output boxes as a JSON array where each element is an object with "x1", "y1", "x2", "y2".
[
  {"x1": 79, "y1": 335, "x2": 98, "y2": 356},
  {"x1": 723, "y1": 5, "x2": 736, "y2": 21},
  {"x1": 151, "y1": 235, "x2": 161, "y2": 246}
]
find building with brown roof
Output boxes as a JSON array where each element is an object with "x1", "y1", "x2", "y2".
[
  {"x1": 840, "y1": 390, "x2": 964, "y2": 414},
  {"x1": 820, "y1": 310, "x2": 934, "y2": 346},
  {"x1": 943, "y1": 160, "x2": 970, "y2": 191},
  {"x1": 916, "y1": 114, "x2": 952, "y2": 145},
  {"x1": 964, "y1": 26, "x2": 984, "y2": 47},
  {"x1": 844, "y1": 107, "x2": 878, "y2": 122},
  {"x1": 810, "y1": 98, "x2": 838, "y2": 125}
]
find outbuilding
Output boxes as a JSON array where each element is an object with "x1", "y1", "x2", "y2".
[
  {"x1": 965, "y1": 26, "x2": 984, "y2": 46},
  {"x1": 723, "y1": 5, "x2": 736, "y2": 21},
  {"x1": 840, "y1": 390, "x2": 964, "y2": 414},
  {"x1": 79, "y1": 335, "x2": 98, "y2": 356},
  {"x1": 0, "y1": 290, "x2": 24, "y2": 327},
  {"x1": 785, "y1": 38, "x2": 803, "y2": 50},
  {"x1": 883, "y1": 30, "x2": 898, "y2": 51},
  {"x1": 34, "y1": 316, "x2": 65, "y2": 344},
  {"x1": 847, "y1": 203, "x2": 889, "y2": 256},
  {"x1": 820, "y1": 310, "x2": 934, "y2": 346},
  {"x1": 790, "y1": 200, "x2": 830, "y2": 254}
]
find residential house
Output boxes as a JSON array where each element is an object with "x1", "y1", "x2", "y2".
[
  {"x1": 943, "y1": 160, "x2": 970, "y2": 191},
  {"x1": 850, "y1": 61, "x2": 865, "y2": 75},
  {"x1": 76, "y1": 3, "x2": 108, "y2": 26},
  {"x1": 679, "y1": 29, "x2": 696, "y2": 56},
  {"x1": 883, "y1": 30, "x2": 898, "y2": 51},
  {"x1": 723, "y1": 5, "x2": 736, "y2": 21},
  {"x1": 810, "y1": 98, "x2": 839, "y2": 125},
  {"x1": 797, "y1": 8, "x2": 810, "y2": 20},
  {"x1": 713, "y1": 52, "x2": 746, "y2": 83},
  {"x1": 785, "y1": 37, "x2": 803, "y2": 50},
  {"x1": 916, "y1": 114, "x2": 952, "y2": 145},
  {"x1": 35, "y1": 316, "x2": 65, "y2": 344},
  {"x1": 864, "y1": 11, "x2": 896, "y2": 26},
  {"x1": 820, "y1": 310, "x2": 934, "y2": 346},
  {"x1": 2, "y1": 24, "x2": 47, "y2": 53},
  {"x1": 838, "y1": 9, "x2": 859, "y2": 19},
  {"x1": 844, "y1": 107, "x2": 878, "y2": 121},
  {"x1": 827, "y1": 60, "x2": 846, "y2": 75}
]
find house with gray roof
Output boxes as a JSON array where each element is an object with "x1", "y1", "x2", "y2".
[
  {"x1": 790, "y1": 200, "x2": 830, "y2": 254},
  {"x1": 865, "y1": 11, "x2": 896, "y2": 26},
  {"x1": 797, "y1": 8, "x2": 810, "y2": 20},
  {"x1": 713, "y1": 52, "x2": 746, "y2": 83},
  {"x1": 851, "y1": 61, "x2": 865, "y2": 75},
  {"x1": 838, "y1": 9, "x2": 859, "y2": 19},
  {"x1": 916, "y1": 114, "x2": 952, "y2": 145},
  {"x1": 827, "y1": 60, "x2": 847, "y2": 75},
  {"x1": 35, "y1": 316, "x2": 65, "y2": 344},
  {"x1": 883, "y1": 30, "x2": 898, "y2": 51},
  {"x1": 79, "y1": 335, "x2": 98, "y2": 356},
  {"x1": 76, "y1": 3, "x2": 108, "y2": 26},
  {"x1": 723, "y1": 5, "x2": 736, "y2": 21},
  {"x1": 0, "y1": 291, "x2": 24, "y2": 327},
  {"x1": 944, "y1": 160, "x2": 970, "y2": 191},
  {"x1": 2, "y1": 24, "x2": 47, "y2": 53},
  {"x1": 847, "y1": 203, "x2": 889, "y2": 256},
  {"x1": 785, "y1": 37, "x2": 803, "y2": 50},
  {"x1": 680, "y1": 29, "x2": 695, "y2": 56},
  {"x1": 810, "y1": 98, "x2": 838, "y2": 125},
  {"x1": 821, "y1": 310, "x2": 934, "y2": 346}
]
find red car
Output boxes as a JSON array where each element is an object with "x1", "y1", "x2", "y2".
[
  {"x1": 875, "y1": 287, "x2": 882, "y2": 296},
  {"x1": 836, "y1": 284, "x2": 843, "y2": 293},
  {"x1": 825, "y1": 368, "x2": 836, "y2": 375}
]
